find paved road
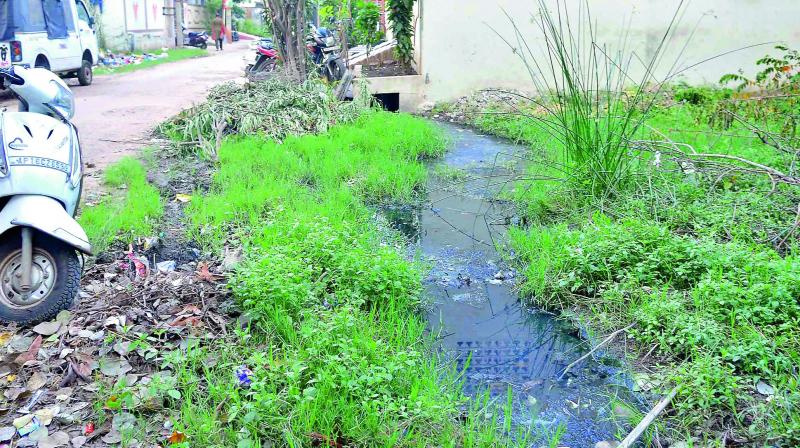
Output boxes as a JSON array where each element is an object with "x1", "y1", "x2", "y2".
[{"x1": 1, "y1": 42, "x2": 250, "y2": 191}]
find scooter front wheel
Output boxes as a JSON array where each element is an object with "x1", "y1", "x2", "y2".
[{"x1": 0, "y1": 231, "x2": 80, "y2": 324}]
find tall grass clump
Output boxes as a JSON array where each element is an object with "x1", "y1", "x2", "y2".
[
  {"x1": 78, "y1": 157, "x2": 163, "y2": 252},
  {"x1": 497, "y1": 0, "x2": 688, "y2": 198}
]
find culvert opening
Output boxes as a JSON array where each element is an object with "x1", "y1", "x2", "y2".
[{"x1": 373, "y1": 93, "x2": 400, "y2": 112}]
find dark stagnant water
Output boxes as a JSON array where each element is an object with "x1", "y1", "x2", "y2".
[{"x1": 380, "y1": 122, "x2": 641, "y2": 446}]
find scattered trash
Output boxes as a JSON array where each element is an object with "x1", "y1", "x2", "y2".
[
  {"x1": 27, "y1": 427, "x2": 48, "y2": 442},
  {"x1": 236, "y1": 365, "x2": 254, "y2": 387},
  {"x1": 82, "y1": 422, "x2": 94, "y2": 436},
  {"x1": 13, "y1": 415, "x2": 40, "y2": 437},
  {"x1": 157, "y1": 260, "x2": 177, "y2": 273},
  {"x1": 97, "y1": 50, "x2": 170, "y2": 70},
  {"x1": 756, "y1": 380, "x2": 775, "y2": 396},
  {"x1": 33, "y1": 406, "x2": 59, "y2": 426},
  {"x1": 124, "y1": 252, "x2": 150, "y2": 279},
  {"x1": 19, "y1": 389, "x2": 45, "y2": 413},
  {"x1": 142, "y1": 236, "x2": 160, "y2": 251},
  {"x1": 174, "y1": 193, "x2": 192, "y2": 203}
]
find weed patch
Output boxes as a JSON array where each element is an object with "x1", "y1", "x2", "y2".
[
  {"x1": 164, "y1": 112, "x2": 509, "y2": 446},
  {"x1": 78, "y1": 157, "x2": 163, "y2": 253}
]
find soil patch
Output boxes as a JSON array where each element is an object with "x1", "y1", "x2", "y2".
[{"x1": 362, "y1": 60, "x2": 417, "y2": 77}]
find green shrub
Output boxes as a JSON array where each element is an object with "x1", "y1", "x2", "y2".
[{"x1": 674, "y1": 86, "x2": 712, "y2": 105}]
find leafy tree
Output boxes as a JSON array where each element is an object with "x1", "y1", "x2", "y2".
[
  {"x1": 387, "y1": 0, "x2": 415, "y2": 67},
  {"x1": 353, "y1": 0, "x2": 383, "y2": 56}
]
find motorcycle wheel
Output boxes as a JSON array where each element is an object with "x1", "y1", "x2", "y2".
[
  {"x1": 200, "y1": 41, "x2": 208, "y2": 50},
  {"x1": 327, "y1": 58, "x2": 346, "y2": 82},
  {"x1": 251, "y1": 56, "x2": 267, "y2": 73},
  {"x1": 0, "y1": 231, "x2": 80, "y2": 324}
]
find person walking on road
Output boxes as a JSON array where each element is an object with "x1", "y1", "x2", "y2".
[{"x1": 212, "y1": 14, "x2": 226, "y2": 51}]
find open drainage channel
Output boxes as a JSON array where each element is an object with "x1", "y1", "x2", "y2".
[{"x1": 381, "y1": 122, "x2": 642, "y2": 446}]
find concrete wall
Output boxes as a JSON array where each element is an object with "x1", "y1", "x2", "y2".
[
  {"x1": 417, "y1": 0, "x2": 800, "y2": 104},
  {"x1": 100, "y1": 1, "x2": 207, "y2": 51},
  {"x1": 101, "y1": 0, "x2": 169, "y2": 51},
  {"x1": 184, "y1": 4, "x2": 206, "y2": 32}
]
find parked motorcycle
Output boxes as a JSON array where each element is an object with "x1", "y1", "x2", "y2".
[
  {"x1": 306, "y1": 25, "x2": 346, "y2": 82},
  {"x1": 0, "y1": 66, "x2": 91, "y2": 324},
  {"x1": 184, "y1": 30, "x2": 209, "y2": 49},
  {"x1": 246, "y1": 38, "x2": 279, "y2": 75}
]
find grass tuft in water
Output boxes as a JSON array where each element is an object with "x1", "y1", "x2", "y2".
[{"x1": 495, "y1": 0, "x2": 689, "y2": 199}]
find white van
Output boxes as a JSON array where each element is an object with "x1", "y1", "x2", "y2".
[{"x1": 0, "y1": 0, "x2": 99, "y2": 86}]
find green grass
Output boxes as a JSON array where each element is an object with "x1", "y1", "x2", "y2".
[
  {"x1": 96, "y1": 112, "x2": 516, "y2": 447},
  {"x1": 78, "y1": 156, "x2": 163, "y2": 253},
  {"x1": 236, "y1": 18, "x2": 271, "y2": 37},
  {"x1": 455, "y1": 87, "x2": 800, "y2": 445},
  {"x1": 95, "y1": 48, "x2": 208, "y2": 75}
]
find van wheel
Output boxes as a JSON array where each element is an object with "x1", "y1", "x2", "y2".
[
  {"x1": 35, "y1": 56, "x2": 51, "y2": 71},
  {"x1": 78, "y1": 60, "x2": 93, "y2": 86},
  {"x1": 0, "y1": 232, "x2": 80, "y2": 325}
]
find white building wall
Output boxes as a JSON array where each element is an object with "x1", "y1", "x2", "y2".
[
  {"x1": 417, "y1": 0, "x2": 800, "y2": 104},
  {"x1": 99, "y1": 0, "x2": 207, "y2": 51}
]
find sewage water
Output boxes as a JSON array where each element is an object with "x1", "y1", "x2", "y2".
[{"x1": 383, "y1": 123, "x2": 638, "y2": 446}]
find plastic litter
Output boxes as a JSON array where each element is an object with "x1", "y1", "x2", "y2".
[
  {"x1": 15, "y1": 416, "x2": 40, "y2": 437},
  {"x1": 157, "y1": 260, "x2": 177, "y2": 273},
  {"x1": 235, "y1": 365, "x2": 253, "y2": 387}
]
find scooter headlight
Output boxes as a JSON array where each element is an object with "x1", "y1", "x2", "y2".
[
  {"x1": 45, "y1": 80, "x2": 75, "y2": 120},
  {"x1": 68, "y1": 125, "x2": 82, "y2": 188}
]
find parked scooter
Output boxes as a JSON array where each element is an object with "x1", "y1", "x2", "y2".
[
  {"x1": 246, "y1": 38, "x2": 279, "y2": 75},
  {"x1": 306, "y1": 25, "x2": 346, "y2": 82},
  {"x1": 183, "y1": 29, "x2": 209, "y2": 49},
  {"x1": 0, "y1": 66, "x2": 91, "y2": 324}
]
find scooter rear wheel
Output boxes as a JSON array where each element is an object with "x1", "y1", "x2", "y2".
[{"x1": 0, "y1": 231, "x2": 80, "y2": 324}]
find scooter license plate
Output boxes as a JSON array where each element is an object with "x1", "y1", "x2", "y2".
[
  {"x1": 0, "y1": 44, "x2": 11, "y2": 68},
  {"x1": 8, "y1": 156, "x2": 70, "y2": 174}
]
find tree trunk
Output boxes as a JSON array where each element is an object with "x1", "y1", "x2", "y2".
[
  {"x1": 294, "y1": 0, "x2": 307, "y2": 79},
  {"x1": 265, "y1": 0, "x2": 307, "y2": 81}
]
